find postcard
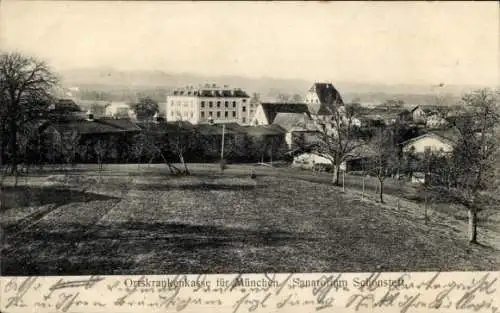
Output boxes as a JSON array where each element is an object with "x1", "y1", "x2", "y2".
[{"x1": 0, "y1": 1, "x2": 498, "y2": 312}]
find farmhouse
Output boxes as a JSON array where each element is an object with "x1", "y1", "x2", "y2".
[
  {"x1": 410, "y1": 106, "x2": 427, "y2": 124},
  {"x1": 272, "y1": 112, "x2": 321, "y2": 149},
  {"x1": 105, "y1": 101, "x2": 136, "y2": 119},
  {"x1": 401, "y1": 132, "x2": 454, "y2": 154},
  {"x1": 76, "y1": 100, "x2": 111, "y2": 118},
  {"x1": 292, "y1": 152, "x2": 332, "y2": 170},
  {"x1": 251, "y1": 102, "x2": 311, "y2": 126}
]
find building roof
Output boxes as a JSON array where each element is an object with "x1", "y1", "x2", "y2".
[
  {"x1": 137, "y1": 121, "x2": 195, "y2": 133},
  {"x1": 410, "y1": 105, "x2": 423, "y2": 113},
  {"x1": 49, "y1": 120, "x2": 133, "y2": 135},
  {"x1": 260, "y1": 102, "x2": 311, "y2": 124},
  {"x1": 272, "y1": 112, "x2": 318, "y2": 132},
  {"x1": 76, "y1": 100, "x2": 112, "y2": 111},
  {"x1": 428, "y1": 128, "x2": 461, "y2": 143},
  {"x1": 171, "y1": 85, "x2": 250, "y2": 98},
  {"x1": 243, "y1": 124, "x2": 287, "y2": 136},
  {"x1": 97, "y1": 118, "x2": 142, "y2": 131},
  {"x1": 53, "y1": 99, "x2": 81, "y2": 112},
  {"x1": 308, "y1": 83, "x2": 344, "y2": 115},
  {"x1": 195, "y1": 122, "x2": 247, "y2": 135},
  {"x1": 400, "y1": 132, "x2": 456, "y2": 147}
]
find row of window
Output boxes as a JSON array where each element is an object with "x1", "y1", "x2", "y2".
[
  {"x1": 201, "y1": 111, "x2": 237, "y2": 118},
  {"x1": 170, "y1": 111, "x2": 194, "y2": 118},
  {"x1": 202, "y1": 101, "x2": 236, "y2": 108}
]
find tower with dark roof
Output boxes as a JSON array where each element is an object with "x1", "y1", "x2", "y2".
[{"x1": 304, "y1": 82, "x2": 344, "y2": 116}]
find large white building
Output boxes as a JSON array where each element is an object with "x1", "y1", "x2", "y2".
[{"x1": 165, "y1": 84, "x2": 252, "y2": 125}]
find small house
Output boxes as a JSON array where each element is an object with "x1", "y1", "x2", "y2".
[
  {"x1": 401, "y1": 132, "x2": 454, "y2": 155},
  {"x1": 411, "y1": 106, "x2": 427, "y2": 124}
]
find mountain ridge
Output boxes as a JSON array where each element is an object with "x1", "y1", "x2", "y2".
[{"x1": 58, "y1": 68, "x2": 495, "y2": 105}]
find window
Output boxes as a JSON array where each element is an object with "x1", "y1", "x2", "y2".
[
  {"x1": 217, "y1": 112, "x2": 221, "y2": 118},
  {"x1": 232, "y1": 111, "x2": 236, "y2": 117},
  {"x1": 232, "y1": 101, "x2": 237, "y2": 107},
  {"x1": 243, "y1": 99, "x2": 247, "y2": 103},
  {"x1": 225, "y1": 111, "x2": 228, "y2": 118},
  {"x1": 190, "y1": 112, "x2": 193, "y2": 118},
  {"x1": 250, "y1": 110, "x2": 254, "y2": 115},
  {"x1": 201, "y1": 101, "x2": 205, "y2": 108},
  {"x1": 225, "y1": 101, "x2": 229, "y2": 108},
  {"x1": 209, "y1": 111, "x2": 213, "y2": 117},
  {"x1": 201, "y1": 112, "x2": 205, "y2": 118},
  {"x1": 217, "y1": 101, "x2": 221, "y2": 108},
  {"x1": 242, "y1": 106, "x2": 246, "y2": 112},
  {"x1": 242, "y1": 117, "x2": 246, "y2": 123},
  {"x1": 209, "y1": 101, "x2": 213, "y2": 108}
]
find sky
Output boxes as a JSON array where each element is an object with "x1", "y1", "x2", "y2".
[{"x1": 1, "y1": 1, "x2": 499, "y2": 86}]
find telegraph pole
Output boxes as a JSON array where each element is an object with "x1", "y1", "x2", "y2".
[{"x1": 221, "y1": 124, "x2": 225, "y2": 162}]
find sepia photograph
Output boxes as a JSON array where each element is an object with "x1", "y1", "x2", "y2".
[{"x1": 0, "y1": 1, "x2": 499, "y2": 277}]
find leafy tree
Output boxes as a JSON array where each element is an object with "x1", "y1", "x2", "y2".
[
  {"x1": 131, "y1": 97, "x2": 159, "y2": 120},
  {"x1": 291, "y1": 94, "x2": 303, "y2": 103},
  {"x1": 383, "y1": 99, "x2": 405, "y2": 108}
]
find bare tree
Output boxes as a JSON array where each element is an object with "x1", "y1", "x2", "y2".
[
  {"x1": 132, "y1": 123, "x2": 183, "y2": 175},
  {"x1": 277, "y1": 93, "x2": 291, "y2": 103},
  {"x1": 367, "y1": 127, "x2": 399, "y2": 203},
  {"x1": 94, "y1": 138, "x2": 106, "y2": 182},
  {"x1": 250, "y1": 92, "x2": 260, "y2": 105},
  {"x1": 436, "y1": 89, "x2": 499, "y2": 244},
  {"x1": 61, "y1": 129, "x2": 81, "y2": 169},
  {"x1": 169, "y1": 121, "x2": 192, "y2": 175},
  {"x1": 0, "y1": 52, "x2": 58, "y2": 182},
  {"x1": 316, "y1": 105, "x2": 366, "y2": 185}
]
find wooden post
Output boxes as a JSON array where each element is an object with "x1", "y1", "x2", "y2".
[
  {"x1": 221, "y1": 124, "x2": 225, "y2": 162},
  {"x1": 342, "y1": 171, "x2": 345, "y2": 193},
  {"x1": 424, "y1": 195, "x2": 428, "y2": 225},
  {"x1": 362, "y1": 176, "x2": 365, "y2": 201}
]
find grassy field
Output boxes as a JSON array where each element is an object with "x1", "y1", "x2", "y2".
[{"x1": 1, "y1": 164, "x2": 499, "y2": 275}]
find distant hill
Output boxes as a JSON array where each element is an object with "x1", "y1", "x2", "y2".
[{"x1": 59, "y1": 68, "x2": 491, "y2": 106}]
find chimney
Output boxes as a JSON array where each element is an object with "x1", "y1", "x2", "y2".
[{"x1": 86, "y1": 110, "x2": 94, "y2": 121}]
